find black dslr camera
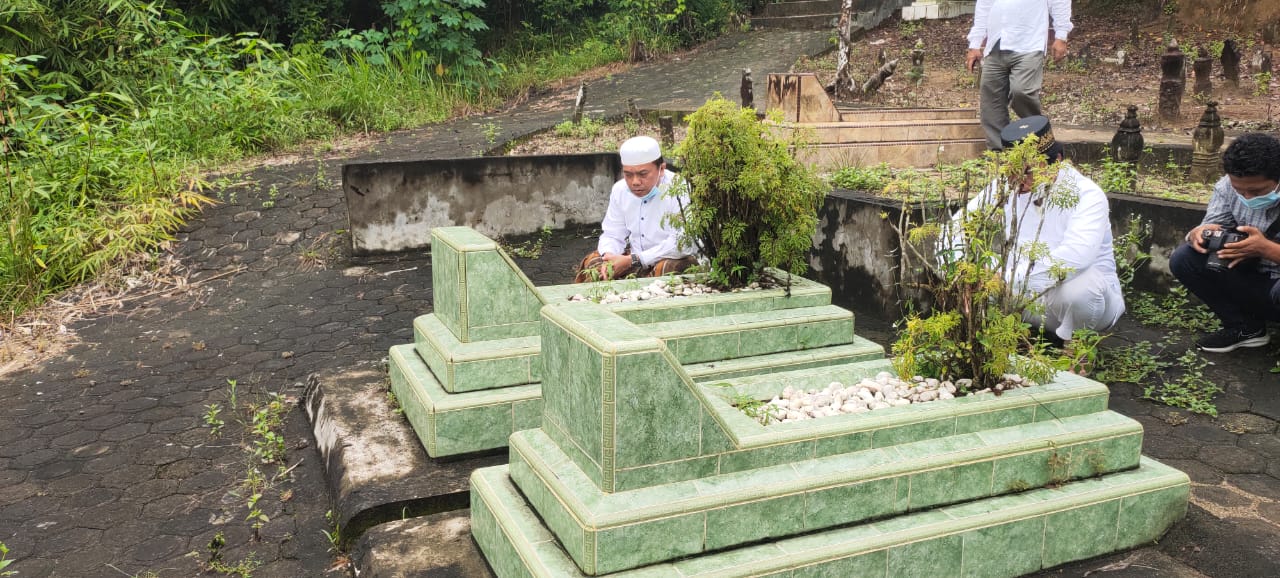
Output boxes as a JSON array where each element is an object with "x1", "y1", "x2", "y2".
[{"x1": 1201, "y1": 228, "x2": 1249, "y2": 273}]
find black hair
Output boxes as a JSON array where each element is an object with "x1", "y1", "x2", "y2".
[
  {"x1": 654, "y1": 156, "x2": 665, "y2": 168},
  {"x1": 1222, "y1": 132, "x2": 1280, "y2": 181}
]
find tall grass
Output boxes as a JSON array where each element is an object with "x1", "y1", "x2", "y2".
[{"x1": 1, "y1": 3, "x2": 719, "y2": 318}]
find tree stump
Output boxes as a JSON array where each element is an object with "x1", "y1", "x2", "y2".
[{"x1": 862, "y1": 60, "x2": 898, "y2": 96}]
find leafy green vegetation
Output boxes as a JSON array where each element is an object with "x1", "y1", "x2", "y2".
[
  {"x1": 1128, "y1": 286, "x2": 1221, "y2": 333},
  {"x1": 1143, "y1": 349, "x2": 1221, "y2": 416},
  {"x1": 891, "y1": 139, "x2": 1077, "y2": 389},
  {"x1": 1, "y1": 1, "x2": 747, "y2": 318},
  {"x1": 676, "y1": 98, "x2": 828, "y2": 287}
]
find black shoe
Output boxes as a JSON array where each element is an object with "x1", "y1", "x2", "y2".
[{"x1": 1195, "y1": 326, "x2": 1270, "y2": 353}]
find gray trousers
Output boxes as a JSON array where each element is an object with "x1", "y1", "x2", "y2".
[{"x1": 979, "y1": 47, "x2": 1046, "y2": 149}]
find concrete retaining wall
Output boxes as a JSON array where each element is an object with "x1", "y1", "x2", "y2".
[
  {"x1": 808, "y1": 189, "x2": 1208, "y2": 317},
  {"x1": 343, "y1": 154, "x2": 619, "y2": 254}
]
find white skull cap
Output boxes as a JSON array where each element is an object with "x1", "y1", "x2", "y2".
[{"x1": 619, "y1": 136, "x2": 662, "y2": 166}]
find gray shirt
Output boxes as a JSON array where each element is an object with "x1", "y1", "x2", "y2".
[{"x1": 1201, "y1": 175, "x2": 1280, "y2": 278}]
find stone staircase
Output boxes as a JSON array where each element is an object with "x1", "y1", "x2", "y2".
[
  {"x1": 470, "y1": 298, "x2": 1191, "y2": 577},
  {"x1": 766, "y1": 72, "x2": 988, "y2": 168},
  {"x1": 390, "y1": 227, "x2": 883, "y2": 457}
]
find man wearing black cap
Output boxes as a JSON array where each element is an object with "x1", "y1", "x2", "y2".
[
  {"x1": 949, "y1": 116, "x2": 1125, "y2": 341},
  {"x1": 1170, "y1": 132, "x2": 1280, "y2": 353}
]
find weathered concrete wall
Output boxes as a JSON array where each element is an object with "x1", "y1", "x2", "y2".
[
  {"x1": 343, "y1": 154, "x2": 620, "y2": 254},
  {"x1": 810, "y1": 188, "x2": 1209, "y2": 318}
]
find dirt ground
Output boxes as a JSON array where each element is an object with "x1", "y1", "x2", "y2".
[{"x1": 793, "y1": 9, "x2": 1280, "y2": 132}]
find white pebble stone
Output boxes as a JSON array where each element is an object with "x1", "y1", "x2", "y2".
[
  {"x1": 939, "y1": 390, "x2": 954, "y2": 400},
  {"x1": 891, "y1": 398, "x2": 911, "y2": 407},
  {"x1": 870, "y1": 401, "x2": 891, "y2": 410}
]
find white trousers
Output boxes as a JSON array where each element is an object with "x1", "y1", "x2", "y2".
[{"x1": 1026, "y1": 267, "x2": 1126, "y2": 340}]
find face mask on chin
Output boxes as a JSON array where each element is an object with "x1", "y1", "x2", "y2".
[
  {"x1": 639, "y1": 185, "x2": 660, "y2": 202},
  {"x1": 1238, "y1": 190, "x2": 1280, "y2": 210}
]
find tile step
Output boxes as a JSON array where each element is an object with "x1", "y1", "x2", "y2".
[
  {"x1": 470, "y1": 457, "x2": 1190, "y2": 577},
  {"x1": 508, "y1": 410, "x2": 1145, "y2": 574},
  {"x1": 685, "y1": 337, "x2": 883, "y2": 382},
  {"x1": 389, "y1": 344, "x2": 541, "y2": 458},
  {"x1": 414, "y1": 313, "x2": 540, "y2": 392},
  {"x1": 646, "y1": 304, "x2": 855, "y2": 364}
]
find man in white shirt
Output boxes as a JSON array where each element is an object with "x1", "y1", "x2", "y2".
[
  {"x1": 574, "y1": 136, "x2": 699, "y2": 283},
  {"x1": 966, "y1": 0, "x2": 1072, "y2": 150},
  {"x1": 949, "y1": 116, "x2": 1125, "y2": 341}
]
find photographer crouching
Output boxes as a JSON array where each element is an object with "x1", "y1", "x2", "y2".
[{"x1": 1172, "y1": 132, "x2": 1280, "y2": 353}]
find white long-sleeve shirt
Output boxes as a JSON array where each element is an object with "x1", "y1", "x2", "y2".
[
  {"x1": 968, "y1": 0, "x2": 1073, "y2": 56},
  {"x1": 953, "y1": 164, "x2": 1117, "y2": 295},
  {"x1": 597, "y1": 169, "x2": 698, "y2": 266}
]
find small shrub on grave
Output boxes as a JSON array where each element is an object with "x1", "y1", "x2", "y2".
[
  {"x1": 891, "y1": 138, "x2": 1076, "y2": 390},
  {"x1": 673, "y1": 97, "x2": 828, "y2": 287}
]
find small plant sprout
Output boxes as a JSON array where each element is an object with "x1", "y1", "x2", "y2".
[
  {"x1": 247, "y1": 493, "x2": 268, "y2": 541},
  {"x1": 204, "y1": 403, "x2": 225, "y2": 438},
  {"x1": 0, "y1": 542, "x2": 14, "y2": 576}
]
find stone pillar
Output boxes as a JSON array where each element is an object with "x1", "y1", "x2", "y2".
[
  {"x1": 1111, "y1": 105, "x2": 1145, "y2": 168},
  {"x1": 1222, "y1": 39, "x2": 1241, "y2": 88},
  {"x1": 659, "y1": 116, "x2": 674, "y2": 150},
  {"x1": 573, "y1": 80, "x2": 587, "y2": 123},
  {"x1": 1189, "y1": 101, "x2": 1224, "y2": 184},
  {"x1": 740, "y1": 68, "x2": 754, "y2": 109},
  {"x1": 1159, "y1": 40, "x2": 1186, "y2": 123},
  {"x1": 1193, "y1": 48, "x2": 1213, "y2": 98}
]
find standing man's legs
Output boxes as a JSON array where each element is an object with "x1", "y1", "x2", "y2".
[
  {"x1": 980, "y1": 48, "x2": 1047, "y2": 149},
  {"x1": 1007, "y1": 50, "x2": 1046, "y2": 120},
  {"x1": 979, "y1": 50, "x2": 1012, "y2": 149}
]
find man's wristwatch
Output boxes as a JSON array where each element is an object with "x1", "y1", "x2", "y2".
[{"x1": 630, "y1": 254, "x2": 642, "y2": 271}]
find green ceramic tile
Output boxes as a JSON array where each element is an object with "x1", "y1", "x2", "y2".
[
  {"x1": 813, "y1": 431, "x2": 872, "y2": 458},
  {"x1": 542, "y1": 414, "x2": 603, "y2": 490},
  {"x1": 613, "y1": 352, "x2": 703, "y2": 470},
  {"x1": 1034, "y1": 395, "x2": 1108, "y2": 421},
  {"x1": 434, "y1": 403, "x2": 513, "y2": 455},
  {"x1": 674, "y1": 333, "x2": 740, "y2": 364},
  {"x1": 613, "y1": 456, "x2": 719, "y2": 492},
  {"x1": 514, "y1": 464, "x2": 586, "y2": 568},
  {"x1": 465, "y1": 251, "x2": 539, "y2": 329},
  {"x1": 512, "y1": 398, "x2": 542, "y2": 431},
  {"x1": 789, "y1": 550, "x2": 888, "y2": 578},
  {"x1": 872, "y1": 418, "x2": 956, "y2": 448},
  {"x1": 1042, "y1": 499, "x2": 1121, "y2": 568},
  {"x1": 977, "y1": 419, "x2": 1065, "y2": 446},
  {"x1": 705, "y1": 493, "x2": 807, "y2": 550},
  {"x1": 673, "y1": 542, "x2": 790, "y2": 576},
  {"x1": 886, "y1": 534, "x2": 962, "y2": 578},
  {"x1": 431, "y1": 240, "x2": 464, "y2": 338},
  {"x1": 454, "y1": 355, "x2": 531, "y2": 392},
  {"x1": 796, "y1": 318, "x2": 853, "y2": 349},
  {"x1": 701, "y1": 410, "x2": 736, "y2": 455},
  {"x1": 804, "y1": 477, "x2": 900, "y2": 529},
  {"x1": 1114, "y1": 485, "x2": 1190, "y2": 550},
  {"x1": 720, "y1": 441, "x2": 813, "y2": 475},
  {"x1": 960, "y1": 517, "x2": 1045, "y2": 577},
  {"x1": 954, "y1": 405, "x2": 1036, "y2": 434},
  {"x1": 907, "y1": 461, "x2": 994, "y2": 510},
  {"x1": 739, "y1": 325, "x2": 799, "y2": 358},
  {"x1": 991, "y1": 450, "x2": 1054, "y2": 493},
  {"x1": 594, "y1": 513, "x2": 705, "y2": 575}
]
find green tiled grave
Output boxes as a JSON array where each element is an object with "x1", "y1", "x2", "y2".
[
  {"x1": 471, "y1": 457, "x2": 1190, "y2": 577},
  {"x1": 396, "y1": 227, "x2": 875, "y2": 457},
  {"x1": 509, "y1": 410, "x2": 1144, "y2": 574},
  {"x1": 470, "y1": 297, "x2": 1188, "y2": 576}
]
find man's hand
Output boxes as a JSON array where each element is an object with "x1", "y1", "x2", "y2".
[
  {"x1": 1050, "y1": 39, "x2": 1068, "y2": 62},
  {"x1": 598, "y1": 253, "x2": 633, "y2": 279},
  {"x1": 1218, "y1": 225, "x2": 1280, "y2": 266},
  {"x1": 966, "y1": 48, "x2": 983, "y2": 73},
  {"x1": 1187, "y1": 224, "x2": 1223, "y2": 253}
]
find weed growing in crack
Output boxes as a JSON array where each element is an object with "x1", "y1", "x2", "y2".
[
  {"x1": 1143, "y1": 349, "x2": 1221, "y2": 416},
  {"x1": 502, "y1": 225, "x2": 554, "y2": 259},
  {"x1": 0, "y1": 542, "x2": 14, "y2": 576},
  {"x1": 1129, "y1": 286, "x2": 1220, "y2": 333},
  {"x1": 323, "y1": 510, "x2": 343, "y2": 552},
  {"x1": 1095, "y1": 341, "x2": 1170, "y2": 384},
  {"x1": 386, "y1": 391, "x2": 404, "y2": 416}
]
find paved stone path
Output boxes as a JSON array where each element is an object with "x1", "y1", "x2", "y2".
[{"x1": 2, "y1": 23, "x2": 1278, "y2": 578}]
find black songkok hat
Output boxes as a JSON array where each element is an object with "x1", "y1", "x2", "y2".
[{"x1": 999, "y1": 115, "x2": 1063, "y2": 161}]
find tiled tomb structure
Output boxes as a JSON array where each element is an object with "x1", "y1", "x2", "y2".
[
  {"x1": 468, "y1": 302, "x2": 1191, "y2": 577},
  {"x1": 390, "y1": 226, "x2": 884, "y2": 457}
]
